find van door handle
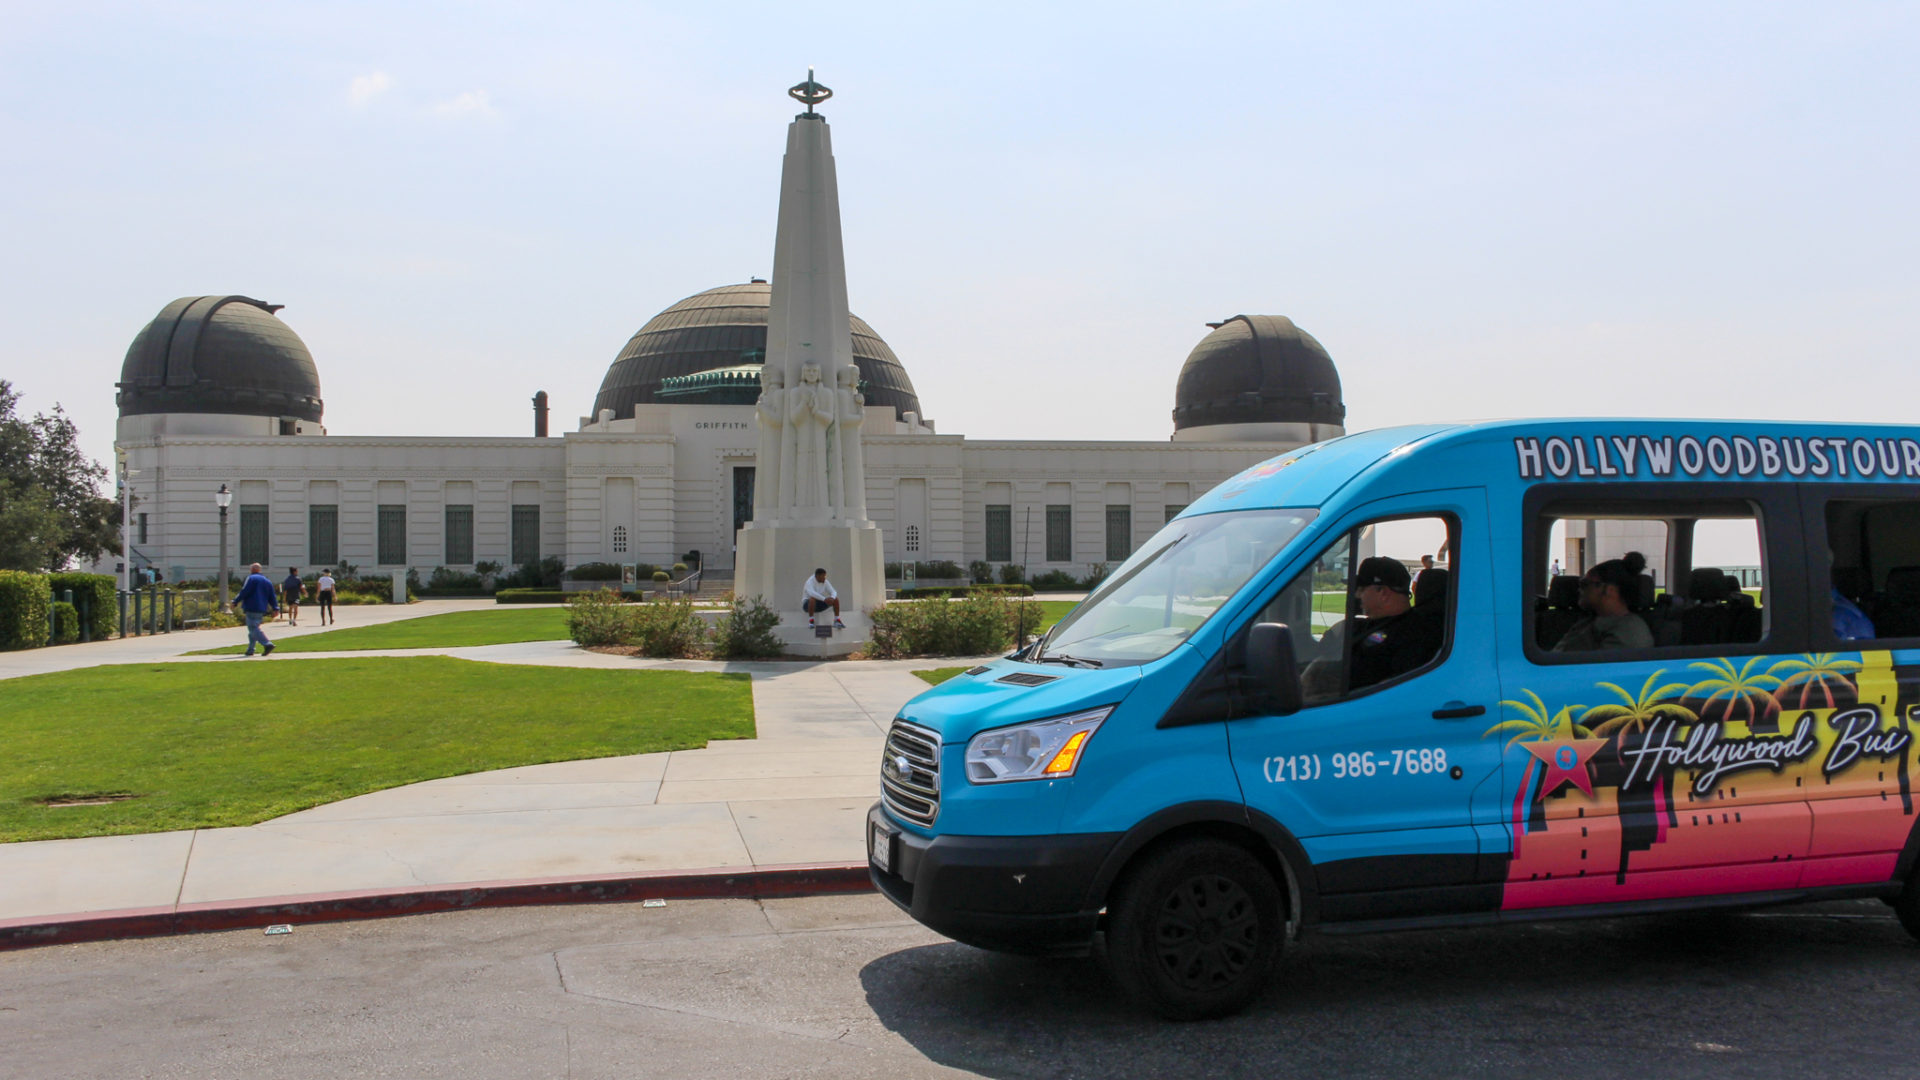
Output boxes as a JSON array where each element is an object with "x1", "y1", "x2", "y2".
[{"x1": 1431, "y1": 702, "x2": 1486, "y2": 720}]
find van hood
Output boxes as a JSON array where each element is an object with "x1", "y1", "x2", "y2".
[{"x1": 897, "y1": 660, "x2": 1145, "y2": 745}]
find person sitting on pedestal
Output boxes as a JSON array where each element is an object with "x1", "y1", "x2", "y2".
[{"x1": 803, "y1": 568, "x2": 843, "y2": 628}]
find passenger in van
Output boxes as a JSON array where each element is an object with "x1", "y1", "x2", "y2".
[
  {"x1": 1832, "y1": 587, "x2": 1876, "y2": 640},
  {"x1": 1552, "y1": 551, "x2": 1654, "y2": 652},
  {"x1": 1347, "y1": 557, "x2": 1443, "y2": 690}
]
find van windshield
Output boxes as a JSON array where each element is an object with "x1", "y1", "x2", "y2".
[{"x1": 1033, "y1": 509, "x2": 1316, "y2": 668}]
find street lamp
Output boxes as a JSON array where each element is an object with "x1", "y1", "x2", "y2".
[{"x1": 215, "y1": 484, "x2": 233, "y2": 611}]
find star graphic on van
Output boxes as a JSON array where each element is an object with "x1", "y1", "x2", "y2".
[{"x1": 1524, "y1": 738, "x2": 1607, "y2": 799}]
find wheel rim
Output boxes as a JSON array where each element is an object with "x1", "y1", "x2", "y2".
[{"x1": 1150, "y1": 873, "x2": 1261, "y2": 992}]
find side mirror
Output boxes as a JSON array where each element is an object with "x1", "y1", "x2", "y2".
[{"x1": 1246, "y1": 622, "x2": 1303, "y2": 716}]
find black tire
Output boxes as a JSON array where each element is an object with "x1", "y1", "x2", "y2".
[
  {"x1": 1102, "y1": 838, "x2": 1285, "y2": 1020},
  {"x1": 1895, "y1": 880, "x2": 1920, "y2": 942}
]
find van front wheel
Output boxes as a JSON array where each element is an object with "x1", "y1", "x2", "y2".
[{"x1": 1102, "y1": 839, "x2": 1284, "y2": 1020}]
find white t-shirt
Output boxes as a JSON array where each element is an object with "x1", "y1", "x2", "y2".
[
  {"x1": 317, "y1": 574, "x2": 336, "y2": 594},
  {"x1": 802, "y1": 576, "x2": 837, "y2": 602}
]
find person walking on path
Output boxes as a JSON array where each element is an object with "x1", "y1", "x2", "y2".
[
  {"x1": 236, "y1": 562, "x2": 280, "y2": 657},
  {"x1": 281, "y1": 567, "x2": 305, "y2": 626},
  {"x1": 315, "y1": 569, "x2": 336, "y2": 626}
]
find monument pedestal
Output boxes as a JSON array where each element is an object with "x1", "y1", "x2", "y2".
[{"x1": 735, "y1": 521, "x2": 886, "y2": 658}]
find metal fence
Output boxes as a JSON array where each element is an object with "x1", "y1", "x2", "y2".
[{"x1": 117, "y1": 587, "x2": 219, "y2": 636}]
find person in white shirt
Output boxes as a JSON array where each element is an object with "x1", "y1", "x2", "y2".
[
  {"x1": 802, "y1": 568, "x2": 843, "y2": 627},
  {"x1": 315, "y1": 570, "x2": 337, "y2": 626}
]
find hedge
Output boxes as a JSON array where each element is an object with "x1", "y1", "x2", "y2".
[
  {"x1": 496, "y1": 589, "x2": 570, "y2": 604},
  {"x1": 48, "y1": 572, "x2": 116, "y2": 641},
  {"x1": 0, "y1": 570, "x2": 53, "y2": 651},
  {"x1": 894, "y1": 584, "x2": 1035, "y2": 599},
  {"x1": 51, "y1": 601, "x2": 79, "y2": 645}
]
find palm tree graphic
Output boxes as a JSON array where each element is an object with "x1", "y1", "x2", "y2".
[
  {"x1": 1579, "y1": 670, "x2": 1697, "y2": 738},
  {"x1": 1487, "y1": 691, "x2": 1592, "y2": 855},
  {"x1": 1767, "y1": 653, "x2": 1864, "y2": 710},
  {"x1": 1683, "y1": 656, "x2": 1783, "y2": 728}
]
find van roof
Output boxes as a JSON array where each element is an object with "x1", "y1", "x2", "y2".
[{"x1": 1185, "y1": 418, "x2": 1920, "y2": 516}]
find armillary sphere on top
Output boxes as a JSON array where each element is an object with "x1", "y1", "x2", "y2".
[{"x1": 789, "y1": 67, "x2": 832, "y2": 113}]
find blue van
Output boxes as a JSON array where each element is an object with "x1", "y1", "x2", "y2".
[{"x1": 867, "y1": 419, "x2": 1920, "y2": 1018}]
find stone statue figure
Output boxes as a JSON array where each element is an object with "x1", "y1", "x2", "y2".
[
  {"x1": 753, "y1": 365, "x2": 785, "y2": 516},
  {"x1": 787, "y1": 362, "x2": 834, "y2": 514},
  {"x1": 834, "y1": 363, "x2": 868, "y2": 519}
]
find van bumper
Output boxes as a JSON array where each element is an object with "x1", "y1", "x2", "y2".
[{"x1": 867, "y1": 802, "x2": 1117, "y2": 956}]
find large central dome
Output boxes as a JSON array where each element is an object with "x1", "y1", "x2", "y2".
[{"x1": 593, "y1": 282, "x2": 921, "y2": 420}]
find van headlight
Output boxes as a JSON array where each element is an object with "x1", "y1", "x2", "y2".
[{"x1": 964, "y1": 707, "x2": 1112, "y2": 784}]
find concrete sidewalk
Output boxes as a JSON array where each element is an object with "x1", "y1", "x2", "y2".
[{"x1": 0, "y1": 614, "x2": 977, "y2": 945}]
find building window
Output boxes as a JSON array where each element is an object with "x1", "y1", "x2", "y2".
[
  {"x1": 1105, "y1": 505, "x2": 1132, "y2": 562},
  {"x1": 1165, "y1": 504, "x2": 1187, "y2": 524},
  {"x1": 377, "y1": 504, "x2": 407, "y2": 565},
  {"x1": 445, "y1": 504, "x2": 474, "y2": 565},
  {"x1": 309, "y1": 505, "x2": 339, "y2": 566},
  {"x1": 239, "y1": 505, "x2": 269, "y2": 565},
  {"x1": 612, "y1": 525, "x2": 628, "y2": 554},
  {"x1": 985, "y1": 504, "x2": 1012, "y2": 562},
  {"x1": 137, "y1": 513, "x2": 148, "y2": 545},
  {"x1": 905, "y1": 524, "x2": 920, "y2": 554},
  {"x1": 512, "y1": 504, "x2": 540, "y2": 565},
  {"x1": 1045, "y1": 504, "x2": 1072, "y2": 563}
]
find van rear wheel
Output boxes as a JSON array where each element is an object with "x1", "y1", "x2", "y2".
[{"x1": 1102, "y1": 839, "x2": 1284, "y2": 1020}]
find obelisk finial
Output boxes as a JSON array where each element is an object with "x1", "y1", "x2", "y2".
[{"x1": 788, "y1": 67, "x2": 832, "y2": 117}]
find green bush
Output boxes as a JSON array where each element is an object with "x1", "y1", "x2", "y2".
[
  {"x1": 711, "y1": 595, "x2": 783, "y2": 659},
  {"x1": 863, "y1": 594, "x2": 1028, "y2": 659},
  {"x1": 48, "y1": 572, "x2": 116, "y2": 640},
  {"x1": 1030, "y1": 569, "x2": 1081, "y2": 590},
  {"x1": 565, "y1": 588, "x2": 632, "y2": 647},
  {"x1": 0, "y1": 570, "x2": 52, "y2": 650},
  {"x1": 998, "y1": 563, "x2": 1026, "y2": 586},
  {"x1": 629, "y1": 596, "x2": 707, "y2": 658},
  {"x1": 568, "y1": 562, "x2": 622, "y2": 582},
  {"x1": 422, "y1": 566, "x2": 486, "y2": 594},
  {"x1": 501, "y1": 556, "x2": 565, "y2": 590},
  {"x1": 1080, "y1": 562, "x2": 1110, "y2": 590},
  {"x1": 969, "y1": 560, "x2": 994, "y2": 584},
  {"x1": 495, "y1": 589, "x2": 568, "y2": 604},
  {"x1": 895, "y1": 584, "x2": 1035, "y2": 599},
  {"x1": 51, "y1": 601, "x2": 79, "y2": 645}
]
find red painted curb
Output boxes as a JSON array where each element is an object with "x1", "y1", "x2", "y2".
[{"x1": 0, "y1": 862, "x2": 875, "y2": 950}]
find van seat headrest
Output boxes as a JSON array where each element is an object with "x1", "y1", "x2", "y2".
[{"x1": 1689, "y1": 567, "x2": 1728, "y2": 602}]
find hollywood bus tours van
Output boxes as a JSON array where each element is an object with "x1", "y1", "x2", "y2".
[{"x1": 866, "y1": 418, "x2": 1920, "y2": 1018}]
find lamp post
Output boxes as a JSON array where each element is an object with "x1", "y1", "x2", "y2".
[{"x1": 215, "y1": 484, "x2": 233, "y2": 611}]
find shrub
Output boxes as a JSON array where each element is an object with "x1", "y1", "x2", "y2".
[
  {"x1": 863, "y1": 595, "x2": 1021, "y2": 658},
  {"x1": 502, "y1": 556, "x2": 565, "y2": 590},
  {"x1": 566, "y1": 588, "x2": 632, "y2": 647},
  {"x1": 568, "y1": 562, "x2": 622, "y2": 581},
  {"x1": 629, "y1": 596, "x2": 707, "y2": 658},
  {"x1": 969, "y1": 560, "x2": 994, "y2": 585},
  {"x1": 1030, "y1": 569, "x2": 1081, "y2": 590},
  {"x1": 672, "y1": 562, "x2": 688, "y2": 574},
  {"x1": 51, "y1": 601, "x2": 79, "y2": 645},
  {"x1": 423, "y1": 566, "x2": 486, "y2": 594},
  {"x1": 651, "y1": 570, "x2": 670, "y2": 583},
  {"x1": 920, "y1": 560, "x2": 964, "y2": 579},
  {"x1": 48, "y1": 572, "x2": 116, "y2": 640},
  {"x1": 895, "y1": 584, "x2": 1035, "y2": 600},
  {"x1": 1080, "y1": 562, "x2": 1110, "y2": 590},
  {"x1": 1008, "y1": 599, "x2": 1045, "y2": 648},
  {"x1": 712, "y1": 595, "x2": 783, "y2": 659},
  {"x1": 0, "y1": 570, "x2": 53, "y2": 650},
  {"x1": 496, "y1": 589, "x2": 568, "y2": 604},
  {"x1": 998, "y1": 563, "x2": 1026, "y2": 586}
]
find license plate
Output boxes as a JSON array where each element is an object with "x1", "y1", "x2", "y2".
[{"x1": 870, "y1": 821, "x2": 893, "y2": 874}]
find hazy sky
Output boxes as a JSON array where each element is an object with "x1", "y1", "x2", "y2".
[{"x1": 3, "y1": 2, "x2": 1916, "y2": 480}]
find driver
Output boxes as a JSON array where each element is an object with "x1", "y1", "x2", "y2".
[{"x1": 1346, "y1": 557, "x2": 1442, "y2": 691}]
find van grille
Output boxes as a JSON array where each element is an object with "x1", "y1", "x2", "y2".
[{"x1": 881, "y1": 720, "x2": 941, "y2": 826}]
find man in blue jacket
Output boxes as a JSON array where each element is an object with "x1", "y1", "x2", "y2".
[{"x1": 235, "y1": 562, "x2": 280, "y2": 657}]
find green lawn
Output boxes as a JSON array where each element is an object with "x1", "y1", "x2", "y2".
[
  {"x1": 1035, "y1": 600, "x2": 1077, "y2": 633},
  {"x1": 190, "y1": 608, "x2": 573, "y2": 655},
  {"x1": 0, "y1": 657, "x2": 753, "y2": 843}
]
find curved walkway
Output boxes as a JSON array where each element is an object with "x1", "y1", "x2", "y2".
[{"x1": 0, "y1": 602, "x2": 989, "y2": 945}]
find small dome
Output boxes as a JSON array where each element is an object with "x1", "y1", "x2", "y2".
[
  {"x1": 593, "y1": 282, "x2": 920, "y2": 419},
  {"x1": 1172, "y1": 315, "x2": 1343, "y2": 433},
  {"x1": 117, "y1": 296, "x2": 323, "y2": 422}
]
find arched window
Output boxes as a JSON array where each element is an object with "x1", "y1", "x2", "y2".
[{"x1": 612, "y1": 525, "x2": 628, "y2": 554}]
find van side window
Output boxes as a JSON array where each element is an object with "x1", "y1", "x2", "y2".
[
  {"x1": 1529, "y1": 499, "x2": 1765, "y2": 656},
  {"x1": 1824, "y1": 497, "x2": 1920, "y2": 642},
  {"x1": 1258, "y1": 515, "x2": 1453, "y2": 705}
]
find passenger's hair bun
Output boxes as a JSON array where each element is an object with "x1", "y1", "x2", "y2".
[{"x1": 1621, "y1": 551, "x2": 1647, "y2": 574}]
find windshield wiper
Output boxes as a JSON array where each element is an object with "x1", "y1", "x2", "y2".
[{"x1": 1033, "y1": 652, "x2": 1104, "y2": 668}]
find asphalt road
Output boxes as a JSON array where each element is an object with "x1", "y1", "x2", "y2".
[{"x1": 4, "y1": 892, "x2": 1920, "y2": 1079}]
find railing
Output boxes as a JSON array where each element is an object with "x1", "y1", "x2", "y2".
[
  {"x1": 116, "y1": 587, "x2": 219, "y2": 636},
  {"x1": 672, "y1": 567, "x2": 703, "y2": 596}
]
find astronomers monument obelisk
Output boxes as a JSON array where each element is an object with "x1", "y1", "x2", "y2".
[{"x1": 733, "y1": 71, "x2": 886, "y2": 656}]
